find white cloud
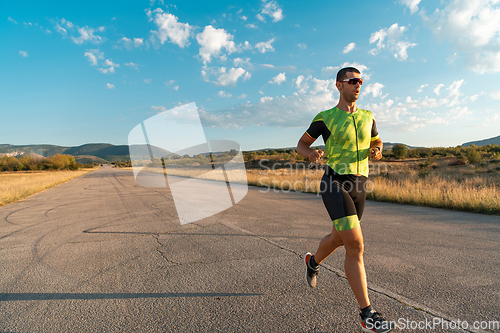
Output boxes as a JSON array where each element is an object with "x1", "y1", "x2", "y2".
[
  {"x1": 363, "y1": 78, "x2": 473, "y2": 131},
  {"x1": 144, "y1": 79, "x2": 152, "y2": 84},
  {"x1": 450, "y1": 106, "x2": 471, "y2": 118},
  {"x1": 369, "y1": 23, "x2": 416, "y2": 61},
  {"x1": 173, "y1": 86, "x2": 179, "y2": 90},
  {"x1": 321, "y1": 66, "x2": 340, "y2": 76},
  {"x1": 84, "y1": 49, "x2": 103, "y2": 65},
  {"x1": 240, "y1": 15, "x2": 248, "y2": 21},
  {"x1": 433, "y1": 84, "x2": 445, "y2": 96},
  {"x1": 18, "y1": 51, "x2": 28, "y2": 57},
  {"x1": 218, "y1": 67, "x2": 246, "y2": 86},
  {"x1": 71, "y1": 26, "x2": 104, "y2": 45},
  {"x1": 106, "y1": 83, "x2": 115, "y2": 89},
  {"x1": 295, "y1": 75, "x2": 305, "y2": 89},
  {"x1": 8, "y1": 17, "x2": 18, "y2": 24},
  {"x1": 242, "y1": 41, "x2": 252, "y2": 51},
  {"x1": 256, "y1": 14, "x2": 266, "y2": 22},
  {"x1": 125, "y1": 62, "x2": 139, "y2": 70},
  {"x1": 203, "y1": 66, "x2": 251, "y2": 87},
  {"x1": 148, "y1": 9, "x2": 193, "y2": 48},
  {"x1": 246, "y1": 23, "x2": 258, "y2": 29},
  {"x1": 491, "y1": 89, "x2": 500, "y2": 99},
  {"x1": 255, "y1": 38, "x2": 275, "y2": 53},
  {"x1": 243, "y1": 72, "x2": 252, "y2": 81},
  {"x1": 399, "y1": 0, "x2": 421, "y2": 14},
  {"x1": 98, "y1": 67, "x2": 115, "y2": 74},
  {"x1": 343, "y1": 42, "x2": 356, "y2": 54},
  {"x1": 394, "y1": 41, "x2": 417, "y2": 60},
  {"x1": 259, "y1": 0, "x2": 284, "y2": 22},
  {"x1": 234, "y1": 57, "x2": 251, "y2": 67},
  {"x1": 298, "y1": 43, "x2": 307, "y2": 50},
  {"x1": 104, "y1": 59, "x2": 119, "y2": 67},
  {"x1": 199, "y1": 75, "x2": 339, "y2": 129},
  {"x1": 369, "y1": 29, "x2": 387, "y2": 49},
  {"x1": 364, "y1": 83, "x2": 385, "y2": 98},
  {"x1": 218, "y1": 90, "x2": 232, "y2": 98},
  {"x1": 196, "y1": 25, "x2": 237, "y2": 64},
  {"x1": 61, "y1": 18, "x2": 74, "y2": 29},
  {"x1": 421, "y1": 0, "x2": 500, "y2": 73},
  {"x1": 469, "y1": 94, "x2": 479, "y2": 102},
  {"x1": 446, "y1": 79, "x2": 464, "y2": 106},
  {"x1": 270, "y1": 72, "x2": 286, "y2": 85},
  {"x1": 238, "y1": 93, "x2": 247, "y2": 99},
  {"x1": 120, "y1": 37, "x2": 144, "y2": 49},
  {"x1": 417, "y1": 84, "x2": 428, "y2": 92}
]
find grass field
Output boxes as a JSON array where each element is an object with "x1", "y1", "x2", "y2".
[
  {"x1": 121, "y1": 157, "x2": 500, "y2": 215},
  {"x1": 0, "y1": 169, "x2": 95, "y2": 206},
  {"x1": 247, "y1": 158, "x2": 500, "y2": 215}
]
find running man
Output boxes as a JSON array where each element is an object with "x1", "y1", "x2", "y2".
[{"x1": 296, "y1": 67, "x2": 394, "y2": 333}]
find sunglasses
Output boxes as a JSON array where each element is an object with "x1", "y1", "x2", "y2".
[{"x1": 340, "y1": 78, "x2": 363, "y2": 85}]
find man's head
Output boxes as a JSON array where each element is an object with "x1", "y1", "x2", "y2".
[{"x1": 336, "y1": 67, "x2": 363, "y2": 103}]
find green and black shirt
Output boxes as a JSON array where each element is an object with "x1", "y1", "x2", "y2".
[{"x1": 305, "y1": 107, "x2": 379, "y2": 177}]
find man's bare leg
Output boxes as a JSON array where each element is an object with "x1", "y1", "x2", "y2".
[
  {"x1": 338, "y1": 226, "x2": 370, "y2": 309},
  {"x1": 314, "y1": 224, "x2": 344, "y2": 264}
]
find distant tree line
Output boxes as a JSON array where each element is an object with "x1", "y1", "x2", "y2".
[
  {"x1": 388, "y1": 144, "x2": 500, "y2": 163},
  {"x1": 116, "y1": 144, "x2": 500, "y2": 169},
  {"x1": 0, "y1": 154, "x2": 95, "y2": 172}
]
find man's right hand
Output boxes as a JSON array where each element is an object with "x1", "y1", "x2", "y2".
[{"x1": 308, "y1": 149, "x2": 324, "y2": 162}]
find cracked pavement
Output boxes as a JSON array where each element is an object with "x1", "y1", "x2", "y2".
[{"x1": 0, "y1": 166, "x2": 499, "y2": 332}]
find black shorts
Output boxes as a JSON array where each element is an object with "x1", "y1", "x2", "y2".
[{"x1": 320, "y1": 166, "x2": 367, "y2": 231}]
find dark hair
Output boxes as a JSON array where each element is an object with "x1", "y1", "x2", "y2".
[{"x1": 336, "y1": 67, "x2": 360, "y2": 82}]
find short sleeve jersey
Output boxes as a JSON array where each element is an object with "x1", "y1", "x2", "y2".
[{"x1": 305, "y1": 107, "x2": 379, "y2": 177}]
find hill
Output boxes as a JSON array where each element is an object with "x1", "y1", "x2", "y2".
[
  {"x1": 0, "y1": 143, "x2": 171, "y2": 163},
  {"x1": 462, "y1": 135, "x2": 500, "y2": 147}
]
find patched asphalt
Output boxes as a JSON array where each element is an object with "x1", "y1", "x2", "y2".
[{"x1": 0, "y1": 166, "x2": 498, "y2": 333}]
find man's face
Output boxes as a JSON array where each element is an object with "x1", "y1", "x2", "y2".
[{"x1": 337, "y1": 71, "x2": 362, "y2": 103}]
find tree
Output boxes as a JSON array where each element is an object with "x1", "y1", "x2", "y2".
[{"x1": 392, "y1": 144, "x2": 408, "y2": 159}]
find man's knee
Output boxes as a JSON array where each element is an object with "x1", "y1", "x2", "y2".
[{"x1": 344, "y1": 238, "x2": 364, "y2": 256}]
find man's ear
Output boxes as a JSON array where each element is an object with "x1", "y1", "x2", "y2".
[{"x1": 336, "y1": 81, "x2": 342, "y2": 92}]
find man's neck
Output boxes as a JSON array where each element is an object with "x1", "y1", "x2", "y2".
[{"x1": 335, "y1": 100, "x2": 357, "y2": 114}]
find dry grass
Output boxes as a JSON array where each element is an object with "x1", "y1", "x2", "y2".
[
  {"x1": 122, "y1": 159, "x2": 500, "y2": 215},
  {"x1": 365, "y1": 160, "x2": 500, "y2": 214},
  {"x1": 246, "y1": 159, "x2": 500, "y2": 215},
  {"x1": 0, "y1": 169, "x2": 95, "y2": 206}
]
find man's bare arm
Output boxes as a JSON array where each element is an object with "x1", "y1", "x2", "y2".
[
  {"x1": 297, "y1": 133, "x2": 324, "y2": 162},
  {"x1": 370, "y1": 137, "x2": 383, "y2": 160}
]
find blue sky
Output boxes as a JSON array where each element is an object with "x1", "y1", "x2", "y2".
[{"x1": 2, "y1": 0, "x2": 500, "y2": 150}]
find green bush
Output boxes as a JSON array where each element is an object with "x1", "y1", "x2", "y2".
[
  {"x1": 392, "y1": 144, "x2": 408, "y2": 159},
  {"x1": 466, "y1": 146, "x2": 481, "y2": 164}
]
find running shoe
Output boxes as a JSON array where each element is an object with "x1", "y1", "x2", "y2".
[
  {"x1": 304, "y1": 252, "x2": 319, "y2": 288},
  {"x1": 360, "y1": 309, "x2": 395, "y2": 333}
]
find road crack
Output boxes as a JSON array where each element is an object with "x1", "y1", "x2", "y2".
[{"x1": 221, "y1": 221, "x2": 483, "y2": 333}]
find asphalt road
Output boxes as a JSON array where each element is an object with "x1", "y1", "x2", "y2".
[{"x1": 0, "y1": 166, "x2": 499, "y2": 333}]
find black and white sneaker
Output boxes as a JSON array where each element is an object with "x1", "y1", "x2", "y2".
[
  {"x1": 304, "y1": 252, "x2": 319, "y2": 288},
  {"x1": 360, "y1": 309, "x2": 395, "y2": 333}
]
